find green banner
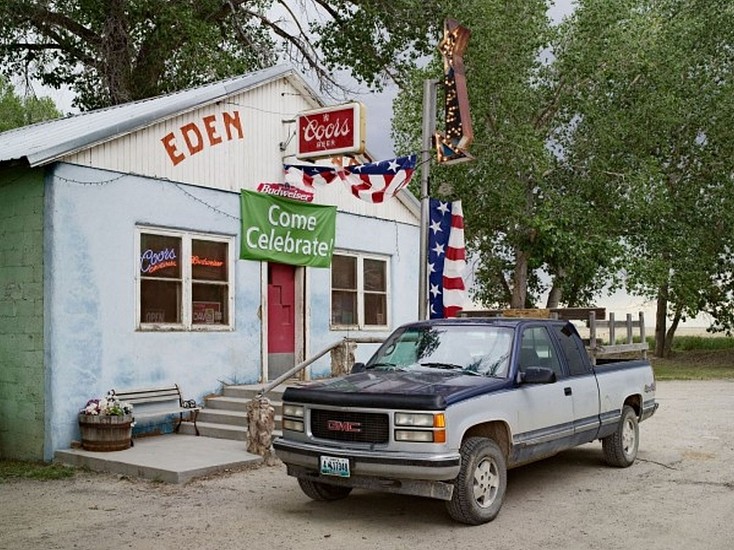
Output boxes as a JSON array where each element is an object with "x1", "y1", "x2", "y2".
[{"x1": 240, "y1": 189, "x2": 336, "y2": 267}]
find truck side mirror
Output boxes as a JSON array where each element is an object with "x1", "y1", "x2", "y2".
[
  {"x1": 351, "y1": 362, "x2": 367, "y2": 374},
  {"x1": 521, "y1": 367, "x2": 556, "y2": 384}
]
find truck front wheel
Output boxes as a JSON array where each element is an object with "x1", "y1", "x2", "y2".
[
  {"x1": 297, "y1": 478, "x2": 353, "y2": 501},
  {"x1": 446, "y1": 437, "x2": 507, "y2": 525},
  {"x1": 602, "y1": 405, "x2": 639, "y2": 467}
]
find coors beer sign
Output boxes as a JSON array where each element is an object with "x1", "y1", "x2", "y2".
[{"x1": 296, "y1": 102, "x2": 366, "y2": 160}]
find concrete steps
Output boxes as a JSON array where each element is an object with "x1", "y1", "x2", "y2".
[{"x1": 178, "y1": 384, "x2": 286, "y2": 441}]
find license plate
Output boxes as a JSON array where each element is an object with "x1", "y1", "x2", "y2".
[{"x1": 319, "y1": 455, "x2": 350, "y2": 478}]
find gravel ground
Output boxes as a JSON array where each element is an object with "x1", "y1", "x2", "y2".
[{"x1": 2, "y1": 380, "x2": 733, "y2": 550}]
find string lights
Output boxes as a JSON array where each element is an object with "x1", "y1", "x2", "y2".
[{"x1": 435, "y1": 19, "x2": 474, "y2": 165}]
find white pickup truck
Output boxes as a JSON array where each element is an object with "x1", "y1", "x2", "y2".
[{"x1": 273, "y1": 317, "x2": 658, "y2": 524}]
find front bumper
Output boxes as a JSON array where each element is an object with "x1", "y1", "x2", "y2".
[{"x1": 272, "y1": 437, "x2": 461, "y2": 481}]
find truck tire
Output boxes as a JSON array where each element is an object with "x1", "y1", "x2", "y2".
[
  {"x1": 602, "y1": 405, "x2": 639, "y2": 467},
  {"x1": 446, "y1": 437, "x2": 507, "y2": 525},
  {"x1": 297, "y1": 478, "x2": 353, "y2": 501}
]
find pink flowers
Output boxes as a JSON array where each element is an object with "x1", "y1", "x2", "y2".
[{"x1": 81, "y1": 390, "x2": 133, "y2": 416}]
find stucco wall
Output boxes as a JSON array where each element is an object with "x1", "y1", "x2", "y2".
[
  {"x1": 45, "y1": 163, "x2": 261, "y2": 459},
  {"x1": 0, "y1": 166, "x2": 46, "y2": 460},
  {"x1": 44, "y1": 163, "x2": 420, "y2": 458}
]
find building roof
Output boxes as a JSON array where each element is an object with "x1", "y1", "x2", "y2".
[{"x1": 0, "y1": 64, "x2": 321, "y2": 167}]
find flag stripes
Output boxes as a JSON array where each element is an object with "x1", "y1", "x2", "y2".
[
  {"x1": 428, "y1": 199, "x2": 466, "y2": 318},
  {"x1": 283, "y1": 155, "x2": 416, "y2": 204}
]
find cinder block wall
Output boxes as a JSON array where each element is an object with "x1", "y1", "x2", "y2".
[{"x1": 0, "y1": 166, "x2": 45, "y2": 460}]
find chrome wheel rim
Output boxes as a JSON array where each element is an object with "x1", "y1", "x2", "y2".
[
  {"x1": 473, "y1": 457, "x2": 499, "y2": 508},
  {"x1": 622, "y1": 417, "x2": 637, "y2": 458}
]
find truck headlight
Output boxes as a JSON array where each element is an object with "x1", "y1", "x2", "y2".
[
  {"x1": 394, "y1": 412, "x2": 446, "y2": 443},
  {"x1": 395, "y1": 430, "x2": 435, "y2": 442},
  {"x1": 282, "y1": 419, "x2": 304, "y2": 432},
  {"x1": 283, "y1": 404, "x2": 304, "y2": 418},
  {"x1": 282, "y1": 404, "x2": 305, "y2": 432},
  {"x1": 395, "y1": 412, "x2": 435, "y2": 427}
]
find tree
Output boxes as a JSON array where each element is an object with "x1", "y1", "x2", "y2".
[
  {"x1": 0, "y1": 77, "x2": 60, "y2": 131},
  {"x1": 561, "y1": 0, "x2": 734, "y2": 356},
  {"x1": 393, "y1": 0, "x2": 622, "y2": 309},
  {"x1": 0, "y1": 0, "x2": 442, "y2": 110}
]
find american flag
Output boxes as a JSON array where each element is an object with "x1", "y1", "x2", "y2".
[
  {"x1": 428, "y1": 199, "x2": 466, "y2": 318},
  {"x1": 283, "y1": 155, "x2": 416, "y2": 204}
]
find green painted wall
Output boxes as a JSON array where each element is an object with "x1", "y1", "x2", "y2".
[{"x1": 0, "y1": 165, "x2": 45, "y2": 460}]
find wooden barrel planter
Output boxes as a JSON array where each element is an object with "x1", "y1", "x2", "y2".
[{"x1": 78, "y1": 414, "x2": 133, "y2": 452}]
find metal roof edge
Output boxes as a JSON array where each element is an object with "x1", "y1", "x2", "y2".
[{"x1": 23, "y1": 64, "x2": 303, "y2": 167}]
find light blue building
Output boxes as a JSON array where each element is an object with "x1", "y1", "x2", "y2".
[{"x1": 0, "y1": 65, "x2": 420, "y2": 461}]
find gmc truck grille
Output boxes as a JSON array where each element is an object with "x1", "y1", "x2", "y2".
[{"x1": 310, "y1": 409, "x2": 389, "y2": 443}]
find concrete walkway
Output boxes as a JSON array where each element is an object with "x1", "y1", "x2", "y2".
[{"x1": 55, "y1": 434, "x2": 263, "y2": 483}]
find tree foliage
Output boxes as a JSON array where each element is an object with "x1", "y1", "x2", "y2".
[
  {"x1": 395, "y1": 0, "x2": 734, "y2": 356},
  {"x1": 562, "y1": 0, "x2": 734, "y2": 355},
  {"x1": 0, "y1": 0, "x2": 442, "y2": 110},
  {"x1": 394, "y1": 0, "x2": 622, "y2": 309},
  {"x1": 0, "y1": 77, "x2": 60, "y2": 131}
]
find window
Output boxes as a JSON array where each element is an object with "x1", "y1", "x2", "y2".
[
  {"x1": 552, "y1": 323, "x2": 592, "y2": 376},
  {"x1": 331, "y1": 253, "x2": 388, "y2": 328},
  {"x1": 519, "y1": 326, "x2": 563, "y2": 378},
  {"x1": 138, "y1": 228, "x2": 233, "y2": 330}
]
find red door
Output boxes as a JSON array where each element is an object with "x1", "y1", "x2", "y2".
[{"x1": 267, "y1": 263, "x2": 296, "y2": 380}]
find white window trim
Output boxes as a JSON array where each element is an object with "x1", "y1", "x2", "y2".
[
  {"x1": 135, "y1": 226, "x2": 235, "y2": 331},
  {"x1": 330, "y1": 251, "x2": 390, "y2": 331}
]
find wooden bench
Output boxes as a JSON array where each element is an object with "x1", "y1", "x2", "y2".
[{"x1": 115, "y1": 384, "x2": 200, "y2": 438}]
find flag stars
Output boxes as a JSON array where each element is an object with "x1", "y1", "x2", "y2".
[
  {"x1": 430, "y1": 283, "x2": 442, "y2": 297},
  {"x1": 432, "y1": 242, "x2": 445, "y2": 256},
  {"x1": 387, "y1": 159, "x2": 400, "y2": 172},
  {"x1": 437, "y1": 201, "x2": 450, "y2": 215},
  {"x1": 430, "y1": 219, "x2": 443, "y2": 234}
]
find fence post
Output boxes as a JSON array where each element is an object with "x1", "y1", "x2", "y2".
[
  {"x1": 589, "y1": 310, "x2": 597, "y2": 365},
  {"x1": 639, "y1": 311, "x2": 647, "y2": 359},
  {"x1": 609, "y1": 312, "x2": 616, "y2": 347}
]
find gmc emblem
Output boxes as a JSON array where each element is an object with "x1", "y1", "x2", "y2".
[{"x1": 327, "y1": 420, "x2": 362, "y2": 433}]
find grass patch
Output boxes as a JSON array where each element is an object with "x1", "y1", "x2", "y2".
[
  {"x1": 643, "y1": 335, "x2": 734, "y2": 380},
  {"x1": 670, "y1": 335, "x2": 734, "y2": 351},
  {"x1": 0, "y1": 460, "x2": 76, "y2": 482},
  {"x1": 651, "y1": 348, "x2": 734, "y2": 380}
]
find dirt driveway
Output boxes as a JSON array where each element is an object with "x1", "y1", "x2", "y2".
[{"x1": 2, "y1": 380, "x2": 733, "y2": 550}]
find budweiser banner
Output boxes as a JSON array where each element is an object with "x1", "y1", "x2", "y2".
[
  {"x1": 240, "y1": 189, "x2": 336, "y2": 267},
  {"x1": 256, "y1": 182, "x2": 314, "y2": 202},
  {"x1": 296, "y1": 102, "x2": 365, "y2": 160}
]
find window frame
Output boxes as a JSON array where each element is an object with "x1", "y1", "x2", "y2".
[
  {"x1": 136, "y1": 226, "x2": 235, "y2": 331},
  {"x1": 330, "y1": 251, "x2": 390, "y2": 330}
]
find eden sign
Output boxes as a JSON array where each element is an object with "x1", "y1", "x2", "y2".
[{"x1": 296, "y1": 102, "x2": 366, "y2": 160}]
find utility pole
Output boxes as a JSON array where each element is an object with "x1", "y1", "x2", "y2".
[
  {"x1": 418, "y1": 79, "x2": 438, "y2": 320},
  {"x1": 419, "y1": 19, "x2": 472, "y2": 320}
]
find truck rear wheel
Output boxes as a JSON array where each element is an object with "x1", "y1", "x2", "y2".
[
  {"x1": 297, "y1": 478, "x2": 353, "y2": 501},
  {"x1": 602, "y1": 405, "x2": 639, "y2": 467},
  {"x1": 446, "y1": 437, "x2": 507, "y2": 525}
]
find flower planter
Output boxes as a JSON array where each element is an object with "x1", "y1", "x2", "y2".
[{"x1": 78, "y1": 413, "x2": 133, "y2": 452}]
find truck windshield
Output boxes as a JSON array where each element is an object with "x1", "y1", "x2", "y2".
[{"x1": 366, "y1": 325, "x2": 514, "y2": 378}]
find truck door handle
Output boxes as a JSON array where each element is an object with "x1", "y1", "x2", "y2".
[{"x1": 564, "y1": 387, "x2": 572, "y2": 396}]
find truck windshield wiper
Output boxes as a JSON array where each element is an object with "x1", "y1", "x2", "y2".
[
  {"x1": 421, "y1": 362, "x2": 486, "y2": 377},
  {"x1": 420, "y1": 362, "x2": 465, "y2": 371},
  {"x1": 366, "y1": 362, "x2": 406, "y2": 371}
]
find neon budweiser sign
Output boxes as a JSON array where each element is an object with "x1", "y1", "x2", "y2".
[{"x1": 296, "y1": 102, "x2": 366, "y2": 160}]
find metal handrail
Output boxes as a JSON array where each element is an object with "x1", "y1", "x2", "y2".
[{"x1": 257, "y1": 336, "x2": 385, "y2": 397}]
